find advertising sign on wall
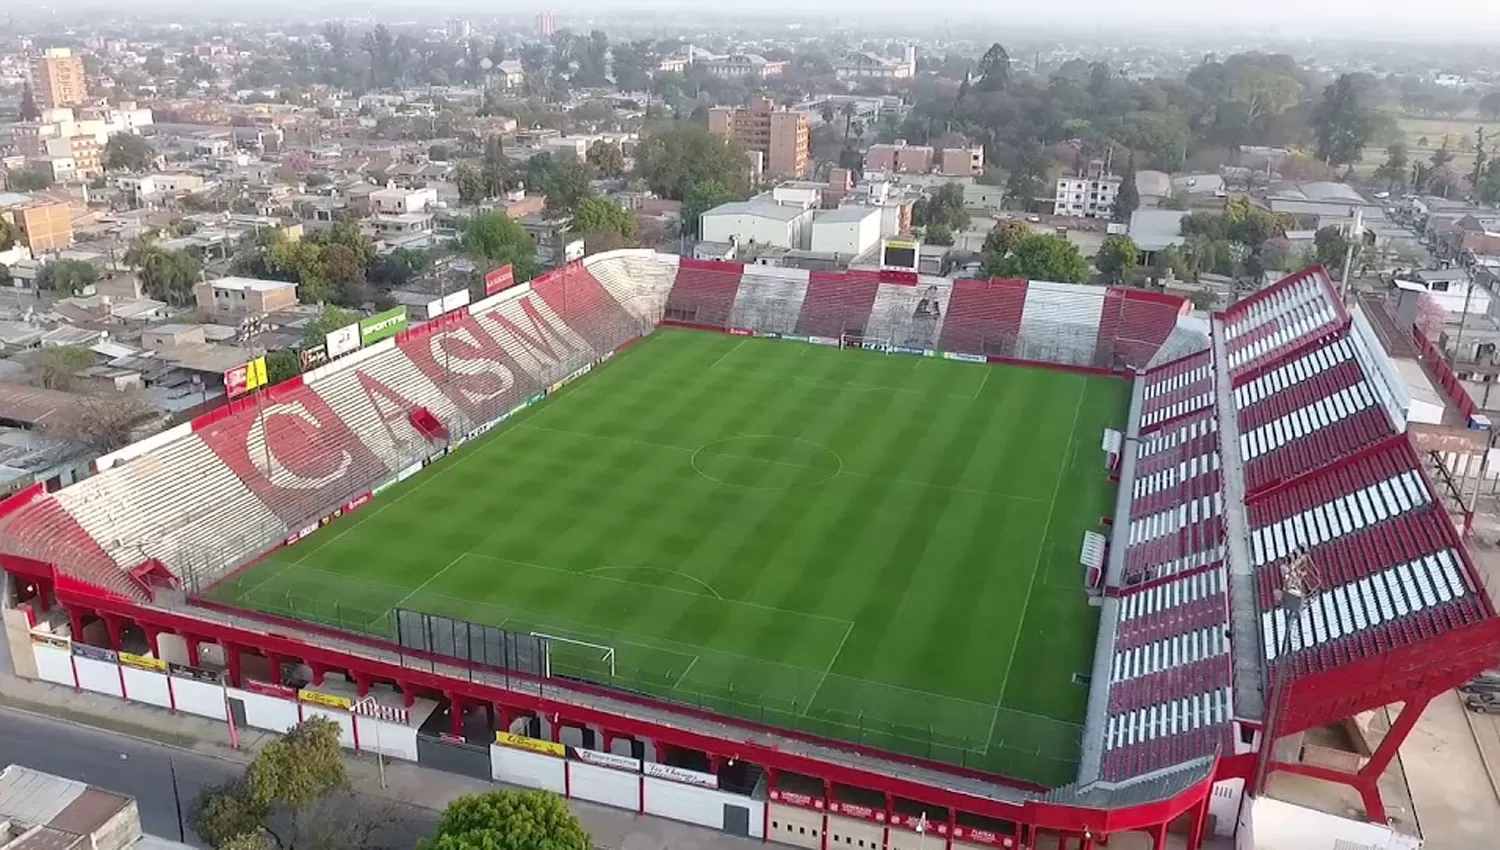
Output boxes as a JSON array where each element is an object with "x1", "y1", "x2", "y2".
[
  {"x1": 71, "y1": 643, "x2": 118, "y2": 663},
  {"x1": 119, "y1": 651, "x2": 167, "y2": 672},
  {"x1": 359, "y1": 307, "x2": 409, "y2": 345},
  {"x1": 243, "y1": 679, "x2": 297, "y2": 699},
  {"x1": 569, "y1": 747, "x2": 640, "y2": 772},
  {"x1": 300, "y1": 343, "x2": 329, "y2": 370},
  {"x1": 223, "y1": 357, "x2": 269, "y2": 399},
  {"x1": 642, "y1": 761, "x2": 717, "y2": 789},
  {"x1": 484, "y1": 264, "x2": 516, "y2": 296},
  {"x1": 497, "y1": 731, "x2": 564, "y2": 757},
  {"x1": 298, "y1": 688, "x2": 354, "y2": 711},
  {"x1": 30, "y1": 632, "x2": 70, "y2": 651},
  {"x1": 325, "y1": 323, "x2": 361, "y2": 358},
  {"x1": 169, "y1": 662, "x2": 221, "y2": 684}
]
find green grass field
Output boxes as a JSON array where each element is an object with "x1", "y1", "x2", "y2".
[{"x1": 210, "y1": 329, "x2": 1128, "y2": 785}]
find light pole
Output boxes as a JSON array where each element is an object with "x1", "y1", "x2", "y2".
[
  {"x1": 355, "y1": 696, "x2": 387, "y2": 789},
  {"x1": 1252, "y1": 548, "x2": 1321, "y2": 798}
]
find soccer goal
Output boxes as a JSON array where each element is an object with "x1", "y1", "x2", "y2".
[
  {"x1": 840, "y1": 333, "x2": 893, "y2": 353},
  {"x1": 531, "y1": 632, "x2": 617, "y2": 679}
]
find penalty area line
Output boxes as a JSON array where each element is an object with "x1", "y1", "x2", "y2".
[
  {"x1": 670, "y1": 655, "x2": 701, "y2": 690},
  {"x1": 801, "y1": 620, "x2": 855, "y2": 717}
]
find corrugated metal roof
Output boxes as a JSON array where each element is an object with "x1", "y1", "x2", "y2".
[{"x1": 0, "y1": 766, "x2": 86, "y2": 827}]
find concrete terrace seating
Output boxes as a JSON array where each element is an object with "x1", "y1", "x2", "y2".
[
  {"x1": 1097, "y1": 289, "x2": 1187, "y2": 370},
  {"x1": 664, "y1": 259, "x2": 744, "y2": 328},
  {"x1": 309, "y1": 348, "x2": 442, "y2": 468},
  {"x1": 584, "y1": 251, "x2": 677, "y2": 320},
  {"x1": 196, "y1": 383, "x2": 395, "y2": 529},
  {"x1": 529, "y1": 264, "x2": 639, "y2": 353},
  {"x1": 727, "y1": 267, "x2": 810, "y2": 336},
  {"x1": 0, "y1": 497, "x2": 148, "y2": 600},
  {"x1": 55, "y1": 435, "x2": 282, "y2": 580},
  {"x1": 795, "y1": 271, "x2": 882, "y2": 339},
  {"x1": 863, "y1": 281, "x2": 951, "y2": 349},
  {"x1": 1016, "y1": 281, "x2": 1105, "y2": 366},
  {"x1": 1139, "y1": 351, "x2": 1214, "y2": 433},
  {"x1": 1222, "y1": 268, "x2": 1345, "y2": 375},
  {"x1": 1145, "y1": 318, "x2": 1212, "y2": 369},
  {"x1": 938, "y1": 279, "x2": 1029, "y2": 358}
]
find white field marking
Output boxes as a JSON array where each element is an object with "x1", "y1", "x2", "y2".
[
  {"x1": 986, "y1": 381, "x2": 1087, "y2": 753},
  {"x1": 971, "y1": 368, "x2": 992, "y2": 400},
  {"x1": 670, "y1": 655, "x2": 701, "y2": 690},
  {"x1": 706, "y1": 337, "x2": 750, "y2": 371},
  {"x1": 513, "y1": 423, "x2": 1051, "y2": 504},
  {"x1": 460, "y1": 550, "x2": 855, "y2": 626},
  {"x1": 584, "y1": 565, "x2": 724, "y2": 599},
  {"x1": 801, "y1": 619, "x2": 855, "y2": 717},
  {"x1": 390, "y1": 552, "x2": 469, "y2": 611}
]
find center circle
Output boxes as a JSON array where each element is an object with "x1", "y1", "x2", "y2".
[{"x1": 690, "y1": 435, "x2": 842, "y2": 490}]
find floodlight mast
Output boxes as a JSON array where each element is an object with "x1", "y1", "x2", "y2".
[{"x1": 1252, "y1": 548, "x2": 1320, "y2": 798}]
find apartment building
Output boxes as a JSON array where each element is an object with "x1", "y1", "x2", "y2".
[
  {"x1": 193, "y1": 277, "x2": 299, "y2": 317},
  {"x1": 1054, "y1": 167, "x2": 1122, "y2": 219},
  {"x1": 29, "y1": 48, "x2": 87, "y2": 109},
  {"x1": 709, "y1": 96, "x2": 811, "y2": 180},
  {"x1": 940, "y1": 146, "x2": 984, "y2": 177},
  {"x1": 835, "y1": 47, "x2": 917, "y2": 81},
  {"x1": 0, "y1": 197, "x2": 73, "y2": 253},
  {"x1": 865, "y1": 141, "x2": 933, "y2": 174}
]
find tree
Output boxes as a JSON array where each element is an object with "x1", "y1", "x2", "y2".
[
  {"x1": 125, "y1": 240, "x2": 200, "y2": 306},
  {"x1": 421, "y1": 790, "x2": 589, "y2": 850},
  {"x1": 370, "y1": 248, "x2": 432, "y2": 288},
  {"x1": 913, "y1": 183, "x2": 970, "y2": 232},
  {"x1": 0, "y1": 216, "x2": 14, "y2": 252},
  {"x1": 982, "y1": 219, "x2": 1032, "y2": 262},
  {"x1": 454, "y1": 162, "x2": 485, "y2": 204},
  {"x1": 1481, "y1": 92, "x2": 1500, "y2": 121},
  {"x1": 924, "y1": 223, "x2": 955, "y2": 246},
  {"x1": 634, "y1": 124, "x2": 750, "y2": 200},
  {"x1": 1310, "y1": 74, "x2": 1377, "y2": 167},
  {"x1": 537, "y1": 152, "x2": 596, "y2": 218},
  {"x1": 461, "y1": 212, "x2": 538, "y2": 282},
  {"x1": 972, "y1": 43, "x2": 1012, "y2": 94},
  {"x1": 44, "y1": 390, "x2": 155, "y2": 453},
  {"x1": 681, "y1": 179, "x2": 741, "y2": 237},
  {"x1": 265, "y1": 350, "x2": 302, "y2": 385},
  {"x1": 104, "y1": 134, "x2": 157, "y2": 173},
  {"x1": 30, "y1": 346, "x2": 95, "y2": 391},
  {"x1": 585, "y1": 141, "x2": 626, "y2": 177},
  {"x1": 1373, "y1": 142, "x2": 1410, "y2": 193},
  {"x1": 37, "y1": 260, "x2": 99, "y2": 295},
  {"x1": 1095, "y1": 235, "x2": 1140, "y2": 283},
  {"x1": 988, "y1": 235, "x2": 1091, "y2": 283},
  {"x1": 18, "y1": 81, "x2": 40, "y2": 122},
  {"x1": 1113, "y1": 159, "x2": 1140, "y2": 224},
  {"x1": 302, "y1": 305, "x2": 361, "y2": 347},
  {"x1": 190, "y1": 718, "x2": 353, "y2": 850},
  {"x1": 482, "y1": 136, "x2": 519, "y2": 197},
  {"x1": 1314, "y1": 225, "x2": 1353, "y2": 273},
  {"x1": 5, "y1": 167, "x2": 53, "y2": 192},
  {"x1": 572, "y1": 197, "x2": 634, "y2": 240}
]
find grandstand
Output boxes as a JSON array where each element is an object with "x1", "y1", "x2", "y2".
[{"x1": 2, "y1": 252, "x2": 1498, "y2": 850}]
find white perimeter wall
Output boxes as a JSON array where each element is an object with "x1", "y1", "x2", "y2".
[
  {"x1": 174, "y1": 677, "x2": 227, "y2": 721},
  {"x1": 355, "y1": 716, "x2": 418, "y2": 762},
  {"x1": 229, "y1": 687, "x2": 301, "y2": 733},
  {"x1": 570, "y1": 761, "x2": 639, "y2": 811},
  {"x1": 1249, "y1": 796, "x2": 1419, "y2": 850},
  {"x1": 121, "y1": 667, "x2": 172, "y2": 710},
  {"x1": 74, "y1": 656, "x2": 122, "y2": 697},
  {"x1": 492, "y1": 745, "x2": 567, "y2": 793},
  {"x1": 33, "y1": 644, "x2": 75, "y2": 687},
  {"x1": 643, "y1": 775, "x2": 726, "y2": 831}
]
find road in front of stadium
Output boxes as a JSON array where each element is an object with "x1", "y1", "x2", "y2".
[{"x1": 0, "y1": 690, "x2": 761, "y2": 850}]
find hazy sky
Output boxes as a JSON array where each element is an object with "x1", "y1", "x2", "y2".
[{"x1": 18, "y1": 0, "x2": 1500, "y2": 39}]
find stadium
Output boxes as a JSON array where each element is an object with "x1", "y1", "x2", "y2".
[{"x1": 2, "y1": 251, "x2": 1499, "y2": 849}]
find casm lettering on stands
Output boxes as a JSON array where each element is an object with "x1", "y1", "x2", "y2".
[{"x1": 497, "y1": 732, "x2": 564, "y2": 757}]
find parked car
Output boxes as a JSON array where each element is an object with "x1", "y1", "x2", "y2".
[
  {"x1": 1459, "y1": 675, "x2": 1500, "y2": 696},
  {"x1": 1463, "y1": 692, "x2": 1500, "y2": 714}
]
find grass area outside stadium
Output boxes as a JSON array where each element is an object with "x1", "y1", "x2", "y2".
[{"x1": 207, "y1": 329, "x2": 1129, "y2": 786}]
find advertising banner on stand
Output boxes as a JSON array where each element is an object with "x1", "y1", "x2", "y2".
[
  {"x1": 223, "y1": 357, "x2": 268, "y2": 399},
  {"x1": 359, "y1": 307, "x2": 409, "y2": 346},
  {"x1": 326, "y1": 323, "x2": 361, "y2": 358},
  {"x1": 484, "y1": 264, "x2": 516, "y2": 296}
]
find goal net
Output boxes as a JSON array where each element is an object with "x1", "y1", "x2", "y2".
[
  {"x1": 531, "y1": 632, "x2": 617, "y2": 680},
  {"x1": 840, "y1": 333, "x2": 893, "y2": 352}
]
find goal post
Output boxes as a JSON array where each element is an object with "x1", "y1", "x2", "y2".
[
  {"x1": 530, "y1": 631, "x2": 617, "y2": 679},
  {"x1": 840, "y1": 333, "x2": 893, "y2": 353}
]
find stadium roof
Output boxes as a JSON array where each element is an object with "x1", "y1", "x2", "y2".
[{"x1": 1080, "y1": 265, "x2": 1495, "y2": 788}]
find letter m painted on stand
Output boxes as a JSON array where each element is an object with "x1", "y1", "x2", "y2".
[{"x1": 486, "y1": 296, "x2": 587, "y2": 377}]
